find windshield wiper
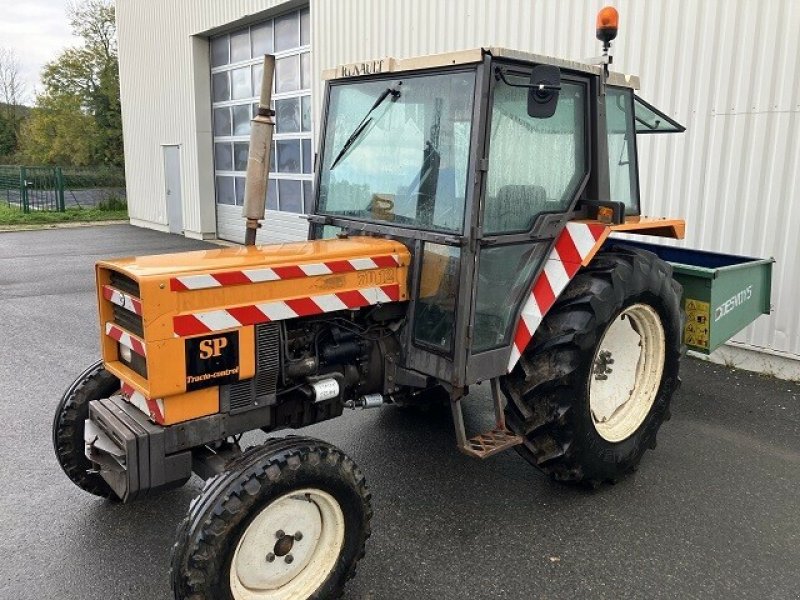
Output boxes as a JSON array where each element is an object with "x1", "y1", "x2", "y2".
[{"x1": 329, "y1": 86, "x2": 401, "y2": 170}]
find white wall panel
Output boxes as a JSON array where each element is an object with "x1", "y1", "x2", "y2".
[
  {"x1": 118, "y1": 0, "x2": 800, "y2": 361},
  {"x1": 116, "y1": 0, "x2": 303, "y2": 238},
  {"x1": 310, "y1": 0, "x2": 800, "y2": 361}
]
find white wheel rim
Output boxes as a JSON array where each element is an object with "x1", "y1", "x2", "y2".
[
  {"x1": 229, "y1": 488, "x2": 345, "y2": 600},
  {"x1": 589, "y1": 303, "x2": 666, "y2": 443}
]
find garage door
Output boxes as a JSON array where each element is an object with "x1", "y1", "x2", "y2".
[{"x1": 210, "y1": 8, "x2": 312, "y2": 243}]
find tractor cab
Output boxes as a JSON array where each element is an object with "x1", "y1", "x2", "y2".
[{"x1": 308, "y1": 47, "x2": 684, "y2": 388}]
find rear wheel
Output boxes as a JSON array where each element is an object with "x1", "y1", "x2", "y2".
[
  {"x1": 52, "y1": 360, "x2": 119, "y2": 498},
  {"x1": 502, "y1": 245, "x2": 684, "y2": 485},
  {"x1": 171, "y1": 437, "x2": 371, "y2": 600},
  {"x1": 590, "y1": 303, "x2": 666, "y2": 443}
]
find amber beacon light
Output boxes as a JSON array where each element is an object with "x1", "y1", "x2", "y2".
[{"x1": 596, "y1": 6, "x2": 619, "y2": 45}]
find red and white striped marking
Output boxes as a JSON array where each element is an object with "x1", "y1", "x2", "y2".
[
  {"x1": 507, "y1": 222, "x2": 607, "y2": 372},
  {"x1": 103, "y1": 285, "x2": 142, "y2": 315},
  {"x1": 121, "y1": 382, "x2": 164, "y2": 424},
  {"x1": 173, "y1": 283, "x2": 401, "y2": 337},
  {"x1": 106, "y1": 322, "x2": 147, "y2": 357},
  {"x1": 170, "y1": 255, "x2": 403, "y2": 291}
]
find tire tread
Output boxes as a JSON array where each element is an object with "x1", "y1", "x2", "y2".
[
  {"x1": 502, "y1": 245, "x2": 685, "y2": 486},
  {"x1": 171, "y1": 437, "x2": 372, "y2": 600},
  {"x1": 52, "y1": 360, "x2": 119, "y2": 498}
]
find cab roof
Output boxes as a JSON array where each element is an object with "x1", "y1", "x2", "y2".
[{"x1": 323, "y1": 46, "x2": 640, "y2": 89}]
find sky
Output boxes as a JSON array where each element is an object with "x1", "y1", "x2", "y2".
[{"x1": 0, "y1": 0, "x2": 81, "y2": 103}]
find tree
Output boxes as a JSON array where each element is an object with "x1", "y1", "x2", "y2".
[
  {"x1": 0, "y1": 47, "x2": 27, "y2": 157},
  {"x1": 20, "y1": 96, "x2": 99, "y2": 166},
  {"x1": 21, "y1": 0, "x2": 122, "y2": 167}
]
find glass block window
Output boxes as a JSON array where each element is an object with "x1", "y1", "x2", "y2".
[{"x1": 210, "y1": 7, "x2": 312, "y2": 214}]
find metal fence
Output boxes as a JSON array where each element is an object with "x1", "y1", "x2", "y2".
[
  {"x1": 62, "y1": 167, "x2": 127, "y2": 209},
  {"x1": 0, "y1": 165, "x2": 126, "y2": 212},
  {"x1": 0, "y1": 166, "x2": 64, "y2": 212}
]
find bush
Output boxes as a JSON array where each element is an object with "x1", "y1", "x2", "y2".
[
  {"x1": 62, "y1": 166, "x2": 126, "y2": 189},
  {"x1": 97, "y1": 195, "x2": 127, "y2": 211},
  {"x1": 0, "y1": 204, "x2": 128, "y2": 226}
]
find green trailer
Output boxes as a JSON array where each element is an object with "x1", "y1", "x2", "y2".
[{"x1": 620, "y1": 240, "x2": 774, "y2": 353}]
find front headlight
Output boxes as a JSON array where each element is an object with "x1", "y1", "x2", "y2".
[
  {"x1": 117, "y1": 342, "x2": 148, "y2": 378},
  {"x1": 119, "y1": 343, "x2": 133, "y2": 363}
]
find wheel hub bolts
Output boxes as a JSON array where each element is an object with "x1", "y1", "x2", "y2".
[
  {"x1": 273, "y1": 532, "x2": 295, "y2": 557},
  {"x1": 594, "y1": 350, "x2": 615, "y2": 379},
  {"x1": 268, "y1": 529, "x2": 302, "y2": 563}
]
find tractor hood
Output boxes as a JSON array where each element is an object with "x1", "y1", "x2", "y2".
[
  {"x1": 96, "y1": 236, "x2": 412, "y2": 365},
  {"x1": 98, "y1": 237, "x2": 410, "y2": 280}
]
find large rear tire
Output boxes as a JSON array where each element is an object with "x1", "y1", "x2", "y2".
[
  {"x1": 171, "y1": 437, "x2": 372, "y2": 600},
  {"x1": 52, "y1": 360, "x2": 119, "y2": 498},
  {"x1": 502, "y1": 245, "x2": 684, "y2": 485}
]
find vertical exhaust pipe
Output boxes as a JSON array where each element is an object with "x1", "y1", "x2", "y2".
[{"x1": 242, "y1": 54, "x2": 276, "y2": 246}]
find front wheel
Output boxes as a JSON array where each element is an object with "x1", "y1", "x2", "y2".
[
  {"x1": 171, "y1": 437, "x2": 372, "y2": 600},
  {"x1": 502, "y1": 245, "x2": 685, "y2": 485},
  {"x1": 52, "y1": 360, "x2": 119, "y2": 498}
]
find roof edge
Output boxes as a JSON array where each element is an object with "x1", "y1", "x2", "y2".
[{"x1": 322, "y1": 47, "x2": 640, "y2": 89}]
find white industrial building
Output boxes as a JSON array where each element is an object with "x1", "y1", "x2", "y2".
[{"x1": 115, "y1": 0, "x2": 800, "y2": 378}]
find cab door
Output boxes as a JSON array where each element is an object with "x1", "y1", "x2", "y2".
[{"x1": 466, "y1": 63, "x2": 592, "y2": 382}]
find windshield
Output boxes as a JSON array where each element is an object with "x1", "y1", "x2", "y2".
[{"x1": 318, "y1": 71, "x2": 476, "y2": 233}]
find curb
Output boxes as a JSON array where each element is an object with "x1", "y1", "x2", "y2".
[{"x1": 0, "y1": 219, "x2": 129, "y2": 233}]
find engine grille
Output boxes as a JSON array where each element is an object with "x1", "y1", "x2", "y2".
[
  {"x1": 110, "y1": 270, "x2": 140, "y2": 297},
  {"x1": 224, "y1": 323, "x2": 281, "y2": 414},
  {"x1": 228, "y1": 381, "x2": 254, "y2": 412},
  {"x1": 104, "y1": 269, "x2": 146, "y2": 378},
  {"x1": 256, "y1": 322, "x2": 280, "y2": 397},
  {"x1": 113, "y1": 304, "x2": 144, "y2": 338}
]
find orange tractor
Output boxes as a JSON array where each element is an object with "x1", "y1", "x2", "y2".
[{"x1": 53, "y1": 9, "x2": 772, "y2": 599}]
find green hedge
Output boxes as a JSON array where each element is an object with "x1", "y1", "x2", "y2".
[
  {"x1": 61, "y1": 166, "x2": 126, "y2": 189},
  {"x1": 0, "y1": 165, "x2": 126, "y2": 190}
]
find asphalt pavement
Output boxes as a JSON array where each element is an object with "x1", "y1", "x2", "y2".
[{"x1": 1, "y1": 224, "x2": 798, "y2": 600}]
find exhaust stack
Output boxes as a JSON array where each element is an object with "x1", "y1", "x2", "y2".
[{"x1": 242, "y1": 54, "x2": 276, "y2": 246}]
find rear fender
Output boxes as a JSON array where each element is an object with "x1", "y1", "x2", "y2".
[{"x1": 506, "y1": 218, "x2": 685, "y2": 372}]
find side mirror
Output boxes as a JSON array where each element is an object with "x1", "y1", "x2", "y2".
[{"x1": 527, "y1": 65, "x2": 561, "y2": 119}]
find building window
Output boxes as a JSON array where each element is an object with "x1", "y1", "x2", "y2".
[{"x1": 210, "y1": 7, "x2": 312, "y2": 215}]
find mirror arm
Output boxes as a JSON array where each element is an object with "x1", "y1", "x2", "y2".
[{"x1": 494, "y1": 67, "x2": 562, "y2": 92}]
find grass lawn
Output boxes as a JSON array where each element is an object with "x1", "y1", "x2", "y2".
[{"x1": 0, "y1": 204, "x2": 128, "y2": 227}]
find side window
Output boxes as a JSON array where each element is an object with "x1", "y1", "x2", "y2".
[
  {"x1": 605, "y1": 87, "x2": 640, "y2": 214},
  {"x1": 473, "y1": 242, "x2": 545, "y2": 352},
  {"x1": 483, "y1": 76, "x2": 588, "y2": 234},
  {"x1": 633, "y1": 95, "x2": 685, "y2": 133},
  {"x1": 413, "y1": 243, "x2": 460, "y2": 352}
]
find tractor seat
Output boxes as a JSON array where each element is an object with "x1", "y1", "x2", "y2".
[{"x1": 484, "y1": 185, "x2": 549, "y2": 233}]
